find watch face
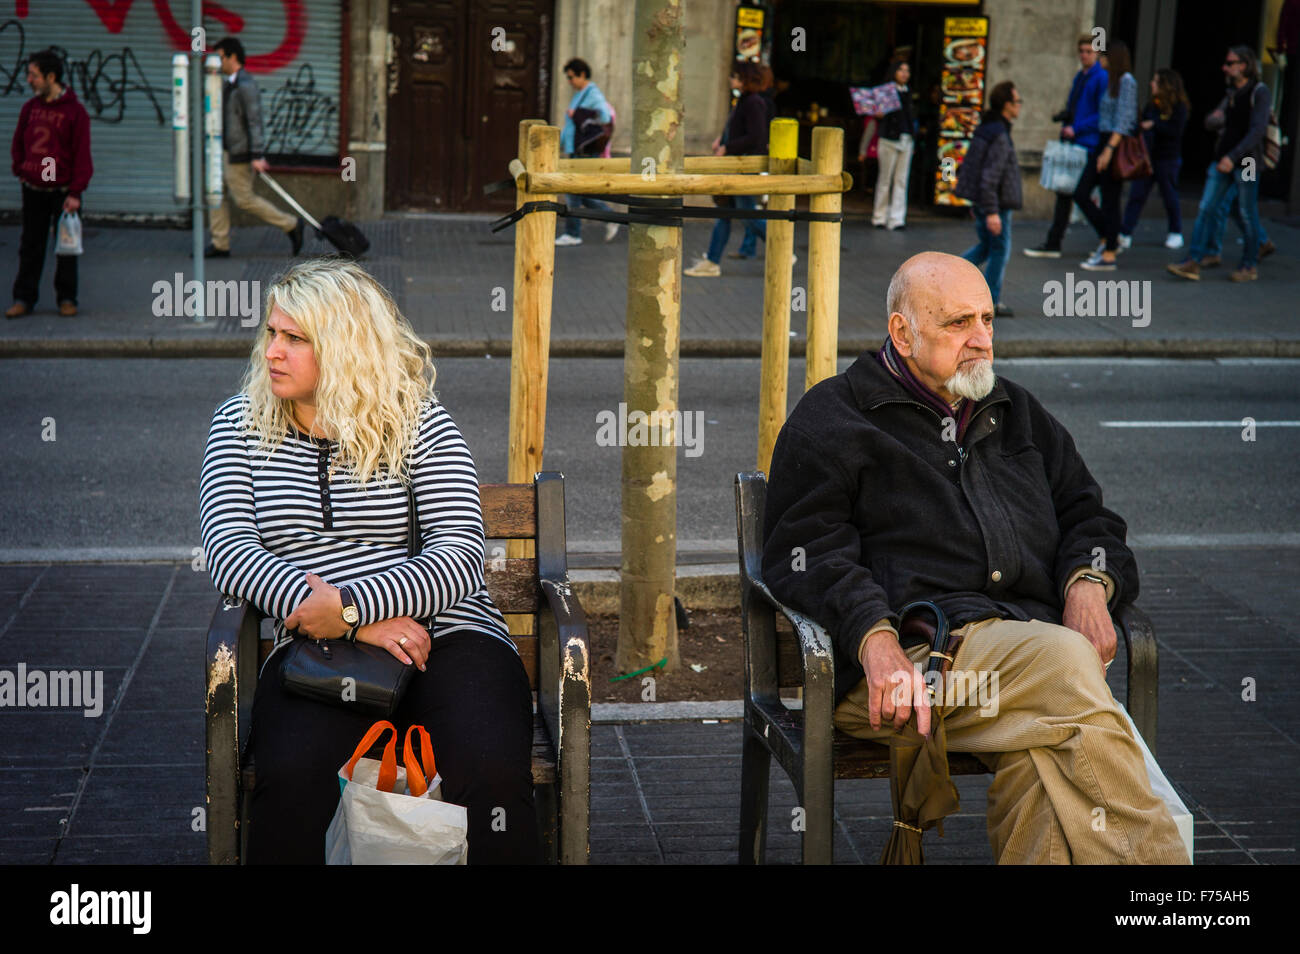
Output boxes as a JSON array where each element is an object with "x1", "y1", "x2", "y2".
[{"x1": 342, "y1": 606, "x2": 360, "y2": 624}]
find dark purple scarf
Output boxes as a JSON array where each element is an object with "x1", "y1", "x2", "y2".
[{"x1": 876, "y1": 338, "x2": 975, "y2": 442}]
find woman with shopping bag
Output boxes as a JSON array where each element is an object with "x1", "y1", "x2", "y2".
[{"x1": 198, "y1": 258, "x2": 538, "y2": 864}]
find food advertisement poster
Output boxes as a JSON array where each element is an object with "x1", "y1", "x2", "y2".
[
  {"x1": 935, "y1": 16, "x2": 989, "y2": 206},
  {"x1": 735, "y1": 5, "x2": 764, "y2": 61}
]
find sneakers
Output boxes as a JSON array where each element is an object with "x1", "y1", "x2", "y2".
[
  {"x1": 684, "y1": 258, "x2": 721, "y2": 277},
  {"x1": 204, "y1": 244, "x2": 230, "y2": 258},
  {"x1": 5, "y1": 301, "x2": 29, "y2": 319},
  {"x1": 1166, "y1": 259, "x2": 1200, "y2": 280},
  {"x1": 1081, "y1": 247, "x2": 1117, "y2": 270},
  {"x1": 1230, "y1": 266, "x2": 1258, "y2": 282},
  {"x1": 554, "y1": 234, "x2": 583, "y2": 246},
  {"x1": 1165, "y1": 233, "x2": 1185, "y2": 250},
  {"x1": 994, "y1": 302, "x2": 1014, "y2": 317},
  {"x1": 58, "y1": 300, "x2": 77, "y2": 317},
  {"x1": 1117, "y1": 233, "x2": 1132, "y2": 250},
  {"x1": 1023, "y1": 244, "x2": 1062, "y2": 258},
  {"x1": 1260, "y1": 239, "x2": 1276, "y2": 259},
  {"x1": 605, "y1": 221, "x2": 620, "y2": 243},
  {"x1": 288, "y1": 217, "x2": 305, "y2": 256}
]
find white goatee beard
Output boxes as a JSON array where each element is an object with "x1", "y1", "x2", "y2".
[{"x1": 946, "y1": 359, "x2": 996, "y2": 401}]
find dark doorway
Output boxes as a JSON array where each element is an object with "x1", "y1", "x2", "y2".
[{"x1": 386, "y1": 0, "x2": 553, "y2": 212}]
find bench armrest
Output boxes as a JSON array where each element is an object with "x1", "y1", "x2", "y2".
[
  {"x1": 1115, "y1": 602, "x2": 1158, "y2": 755},
  {"x1": 537, "y1": 575, "x2": 590, "y2": 865},
  {"x1": 204, "y1": 596, "x2": 263, "y2": 865}
]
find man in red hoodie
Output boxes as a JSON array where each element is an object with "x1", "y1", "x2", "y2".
[{"x1": 6, "y1": 50, "x2": 92, "y2": 319}]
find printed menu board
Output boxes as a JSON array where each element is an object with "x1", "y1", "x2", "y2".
[
  {"x1": 735, "y1": 5, "x2": 764, "y2": 61},
  {"x1": 934, "y1": 16, "x2": 989, "y2": 206}
]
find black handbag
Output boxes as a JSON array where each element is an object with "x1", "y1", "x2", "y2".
[{"x1": 279, "y1": 482, "x2": 420, "y2": 717}]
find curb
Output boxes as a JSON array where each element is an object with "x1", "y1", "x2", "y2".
[{"x1": 6, "y1": 336, "x2": 1300, "y2": 359}]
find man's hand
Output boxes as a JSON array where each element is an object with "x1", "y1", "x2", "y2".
[
  {"x1": 284, "y1": 572, "x2": 350, "y2": 640},
  {"x1": 63, "y1": 195, "x2": 80, "y2": 213},
  {"x1": 1062, "y1": 578, "x2": 1115, "y2": 677},
  {"x1": 859, "y1": 630, "x2": 932, "y2": 736},
  {"x1": 986, "y1": 213, "x2": 1002, "y2": 236},
  {"x1": 356, "y1": 616, "x2": 430, "y2": 671},
  {"x1": 251, "y1": 157, "x2": 270, "y2": 174},
  {"x1": 1061, "y1": 125, "x2": 1075, "y2": 140},
  {"x1": 1216, "y1": 155, "x2": 1235, "y2": 174}
]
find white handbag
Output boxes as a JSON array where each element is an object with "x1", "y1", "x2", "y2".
[
  {"x1": 1039, "y1": 140, "x2": 1089, "y2": 194},
  {"x1": 326, "y1": 721, "x2": 468, "y2": 865}
]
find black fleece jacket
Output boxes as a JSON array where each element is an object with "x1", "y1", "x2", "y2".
[{"x1": 761, "y1": 348, "x2": 1137, "y2": 702}]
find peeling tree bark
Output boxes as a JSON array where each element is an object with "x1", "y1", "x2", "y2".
[{"x1": 616, "y1": 0, "x2": 683, "y2": 674}]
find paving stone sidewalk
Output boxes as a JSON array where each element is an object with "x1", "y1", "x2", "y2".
[
  {"x1": 0, "y1": 546, "x2": 1295, "y2": 865},
  {"x1": 1, "y1": 210, "x2": 1298, "y2": 358}
]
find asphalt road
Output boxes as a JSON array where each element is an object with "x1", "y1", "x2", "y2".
[{"x1": 1, "y1": 356, "x2": 1297, "y2": 557}]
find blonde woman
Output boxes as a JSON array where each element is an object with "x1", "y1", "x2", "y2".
[{"x1": 199, "y1": 259, "x2": 537, "y2": 864}]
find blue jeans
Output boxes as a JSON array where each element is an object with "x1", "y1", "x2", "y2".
[
  {"x1": 705, "y1": 194, "x2": 766, "y2": 263},
  {"x1": 563, "y1": 192, "x2": 612, "y2": 238},
  {"x1": 962, "y1": 208, "x2": 1012, "y2": 305},
  {"x1": 1204, "y1": 191, "x2": 1270, "y2": 257},
  {"x1": 1187, "y1": 162, "x2": 1261, "y2": 267},
  {"x1": 1120, "y1": 158, "x2": 1182, "y2": 236}
]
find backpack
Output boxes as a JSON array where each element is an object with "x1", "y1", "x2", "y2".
[{"x1": 1251, "y1": 83, "x2": 1285, "y2": 170}]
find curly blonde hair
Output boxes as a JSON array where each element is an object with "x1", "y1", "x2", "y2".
[{"x1": 238, "y1": 258, "x2": 436, "y2": 488}]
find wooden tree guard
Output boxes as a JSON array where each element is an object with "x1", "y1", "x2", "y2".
[{"x1": 502, "y1": 116, "x2": 849, "y2": 663}]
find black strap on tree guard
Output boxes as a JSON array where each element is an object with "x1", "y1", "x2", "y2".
[{"x1": 490, "y1": 193, "x2": 843, "y2": 234}]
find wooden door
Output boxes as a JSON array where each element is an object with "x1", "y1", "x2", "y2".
[{"x1": 387, "y1": 0, "x2": 553, "y2": 212}]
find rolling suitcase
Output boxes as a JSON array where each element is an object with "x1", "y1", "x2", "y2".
[{"x1": 259, "y1": 171, "x2": 371, "y2": 259}]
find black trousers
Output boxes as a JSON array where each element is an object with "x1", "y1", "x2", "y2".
[
  {"x1": 13, "y1": 184, "x2": 77, "y2": 307},
  {"x1": 245, "y1": 628, "x2": 541, "y2": 865},
  {"x1": 1044, "y1": 191, "x2": 1074, "y2": 250},
  {"x1": 1073, "y1": 144, "x2": 1123, "y2": 252}
]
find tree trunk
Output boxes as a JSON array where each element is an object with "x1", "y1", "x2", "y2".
[{"x1": 616, "y1": 0, "x2": 684, "y2": 674}]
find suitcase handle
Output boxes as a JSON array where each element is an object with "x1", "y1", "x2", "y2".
[{"x1": 258, "y1": 171, "x2": 322, "y2": 232}]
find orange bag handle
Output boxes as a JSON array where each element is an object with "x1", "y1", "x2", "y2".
[
  {"x1": 343, "y1": 720, "x2": 398, "y2": 794},
  {"x1": 403, "y1": 724, "x2": 437, "y2": 797}
]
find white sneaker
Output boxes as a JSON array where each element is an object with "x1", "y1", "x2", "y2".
[
  {"x1": 684, "y1": 258, "x2": 721, "y2": 277},
  {"x1": 1118, "y1": 233, "x2": 1132, "y2": 250},
  {"x1": 555, "y1": 234, "x2": 582, "y2": 247},
  {"x1": 1165, "y1": 233, "x2": 1185, "y2": 250},
  {"x1": 605, "y1": 222, "x2": 619, "y2": 243}
]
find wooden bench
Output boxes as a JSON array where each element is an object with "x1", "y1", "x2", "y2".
[
  {"x1": 734, "y1": 471, "x2": 1160, "y2": 864},
  {"x1": 204, "y1": 472, "x2": 592, "y2": 864}
]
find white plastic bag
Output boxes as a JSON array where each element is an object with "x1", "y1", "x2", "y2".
[
  {"x1": 1114, "y1": 700, "x2": 1194, "y2": 863},
  {"x1": 326, "y1": 721, "x2": 468, "y2": 865},
  {"x1": 56, "y1": 210, "x2": 83, "y2": 256},
  {"x1": 1039, "y1": 140, "x2": 1088, "y2": 194}
]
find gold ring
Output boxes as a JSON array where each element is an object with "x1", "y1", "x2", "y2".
[{"x1": 399, "y1": 636, "x2": 409, "y2": 646}]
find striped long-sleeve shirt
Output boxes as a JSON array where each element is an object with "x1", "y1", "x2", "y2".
[{"x1": 199, "y1": 393, "x2": 512, "y2": 665}]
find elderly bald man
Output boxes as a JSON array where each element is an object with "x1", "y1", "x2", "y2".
[{"x1": 761, "y1": 252, "x2": 1188, "y2": 864}]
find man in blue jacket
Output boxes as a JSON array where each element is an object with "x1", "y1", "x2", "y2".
[
  {"x1": 761, "y1": 251, "x2": 1189, "y2": 864},
  {"x1": 555, "y1": 58, "x2": 618, "y2": 246},
  {"x1": 1025, "y1": 36, "x2": 1107, "y2": 257}
]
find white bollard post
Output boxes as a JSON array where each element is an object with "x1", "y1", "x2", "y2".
[
  {"x1": 172, "y1": 54, "x2": 190, "y2": 203},
  {"x1": 203, "y1": 54, "x2": 223, "y2": 209}
]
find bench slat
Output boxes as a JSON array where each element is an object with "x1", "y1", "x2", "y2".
[
  {"x1": 481, "y1": 484, "x2": 536, "y2": 539},
  {"x1": 485, "y1": 558, "x2": 539, "y2": 613}
]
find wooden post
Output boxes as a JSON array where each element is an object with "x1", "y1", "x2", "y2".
[
  {"x1": 757, "y1": 118, "x2": 799, "y2": 477},
  {"x1": 507, "y1": 120, "x2": 558, "y2": 579},
  {"x1": 616, "y1": 0, "x2": 683, "y2": 675},
  {"x1": 805, "y1": 125, "x2": 843, "y2": 391}
]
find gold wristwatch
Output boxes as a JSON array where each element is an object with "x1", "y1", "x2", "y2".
[{"x1": 339, "y1": 585, "x2": 360, "y2": 626}]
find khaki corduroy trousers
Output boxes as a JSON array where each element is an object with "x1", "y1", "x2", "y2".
[
  {"x1": 209, "y1": 154, "x2": 297, "y2": 251},
  {"x1": 834, "y1": 617, "x2": 1191, "y2": 864}
]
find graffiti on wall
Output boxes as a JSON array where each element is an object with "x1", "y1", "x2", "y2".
[{"x1": 0, "y1": 0, "x2": 334, "y2": 151}]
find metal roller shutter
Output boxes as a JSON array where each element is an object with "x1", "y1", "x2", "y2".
[{"x1": 0, "y1": 0, "x2": 342, "y2": 217}]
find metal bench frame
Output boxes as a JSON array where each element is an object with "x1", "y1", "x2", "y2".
[
  {"x1": 734, "y1": 471, "x2": 1159, "y2": 865},
  {"x1": 204, "y1": 471, "x2": 591, "y2": 864}
]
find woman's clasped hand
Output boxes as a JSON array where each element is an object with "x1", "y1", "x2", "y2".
[{"x1": 283, "y1": 572, "x2": 430, "y2": 670}]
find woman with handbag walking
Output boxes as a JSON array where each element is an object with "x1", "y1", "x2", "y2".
[
  {"x1": 1076, "y1": 41, "x2": 1139, "y2": 271},
  {"x1": 199, "y1": 259, "x2": 539, "y2": 864},
  {"x1": 685, "y1": 63, "x2": 774, "y2": 277},
  {"x1": 1118, "y1": 69, "x2": 1188, "y2": 250}
]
